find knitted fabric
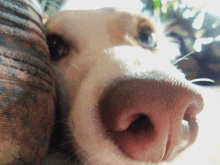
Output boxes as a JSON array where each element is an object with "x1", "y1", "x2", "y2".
[{"x1": 0, "y1": 0, "x2": 55, "y2": 164}]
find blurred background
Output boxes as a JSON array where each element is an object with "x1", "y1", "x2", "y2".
[
  {"x1": 39, "y1": 0, "x2": 220, "y2": 85},
  {"x1": 39, "y1": 0, "x2": 220, "y2": 49}
]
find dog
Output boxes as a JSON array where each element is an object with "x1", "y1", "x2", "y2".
[{"x1": 43, "y1": 7, "x2": 204, "y2": 165}]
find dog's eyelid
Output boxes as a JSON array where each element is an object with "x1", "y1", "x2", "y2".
[{"x1": 138, "y1": 18, "x2": 156, "y2": 32}]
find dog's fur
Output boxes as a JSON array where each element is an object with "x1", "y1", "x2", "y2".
[{"x1": 44, "y1": 8, "x2": 204, "y2": 165}]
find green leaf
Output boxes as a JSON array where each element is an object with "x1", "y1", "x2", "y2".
[{"x1": 153, "y1": 0, "x2": 161, "y2": 9}]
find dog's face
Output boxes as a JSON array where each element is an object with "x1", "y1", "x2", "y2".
[{"x1": 45, "y1": 8, "x2": 204, "y2": 165}]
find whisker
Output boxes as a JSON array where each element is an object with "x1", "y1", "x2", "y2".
[
  {"x1": 60, "y1": 147, "x2": 85, "y2": 165},
  {"x1": 172, "y1": 51, "x2": 196, "y2": 65},
  {"x1": 82, "y1": 140, "x2": 114, "y2": 165},
  {"x1": 47, "y1": 140, "x2": 83, "y2": 165},
  {"x1": 71, "y1": 63, "x2": 80, "y2": 70},
  {"x1": 54, "y1": 118, "x2": 68, "y2": 124},
  {"x1": 82, "y1": 152, "x2": 101, "y2": 165},
  {"x1": 52, "y1": 140, "x2": 74, "y2": 149}
]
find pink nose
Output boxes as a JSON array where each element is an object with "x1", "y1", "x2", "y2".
[{"x1": 99, "y1": 78, "x2": 204, "y2": 162}]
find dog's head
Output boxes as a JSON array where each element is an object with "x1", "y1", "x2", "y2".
[{"x1": 45, "y1": 8, "x2": 204, "y2": 165}]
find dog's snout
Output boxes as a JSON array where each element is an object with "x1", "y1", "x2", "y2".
[
  {"x1": 99, "y1": 78, "x2": 204, "y2": 162},
  {"x1": 46, "y1": 8, "x2": 207, "y2": 165}
]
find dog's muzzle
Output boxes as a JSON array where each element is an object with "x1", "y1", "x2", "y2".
[{"x1": 98, "y1": 76, "x2": 203, "y2": 162}]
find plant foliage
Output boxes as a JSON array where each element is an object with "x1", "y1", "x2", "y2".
[{"x1": 141, "y1": 0, "x2": 220, "y2": 49}]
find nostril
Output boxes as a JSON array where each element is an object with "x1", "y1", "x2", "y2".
[
  {"x1": 183, "y1": 104, "x2": 199, "y2": 134},
  {"x1": 184, "y1": 104, "x2": 198, "y2": 119},
  {"x1": 177, "y1": 104, "x2": 200, "y2": 152},
  {"x1": 129, "y1": 114, "x2": 150, "y2": 129},
  {"x1": 126, "y1": 114, "x2": 154, "y2": 135}
]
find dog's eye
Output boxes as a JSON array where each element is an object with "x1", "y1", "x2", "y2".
[
  {"x1": 139, "y1": 27, "x2": 157, "y2": 49},
  {"x1": 47, "y1": 34, "x2": 69, "y2": 60}
]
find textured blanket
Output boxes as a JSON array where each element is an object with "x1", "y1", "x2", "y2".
[{"x1": 0, "y1": 0, "x2": 55, "y2": 164}]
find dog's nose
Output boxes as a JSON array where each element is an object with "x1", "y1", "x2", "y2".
[{"x1": 99, "y1": 78, "x2": 204, "y2": 162}]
